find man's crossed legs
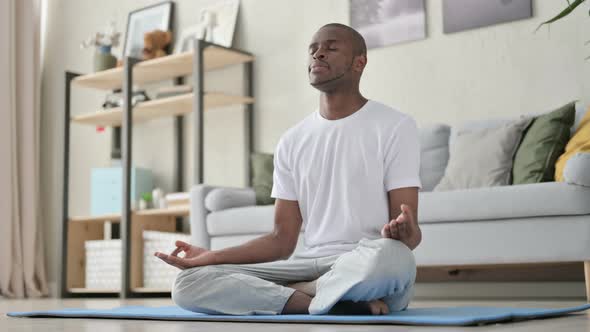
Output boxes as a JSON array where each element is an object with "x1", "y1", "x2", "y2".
[{"x1": 172, "y1": 238, "x2": 416, "y2": 315}]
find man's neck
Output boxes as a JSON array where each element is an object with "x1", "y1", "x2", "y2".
[{"x1": 319, "y1": 89, "x2": 368, "y2": 121}]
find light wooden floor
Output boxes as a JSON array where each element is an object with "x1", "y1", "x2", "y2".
[{"x1": 1, "y1": 298, "x2": 589, "y2": 332}]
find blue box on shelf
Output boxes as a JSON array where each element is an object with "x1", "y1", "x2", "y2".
[{"x1": 91, "y1": 167, "x2": 153, "y2": 216}]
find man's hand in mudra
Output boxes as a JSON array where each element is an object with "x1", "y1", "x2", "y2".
[
  {"x1": 155, "y1": 240, "x2": 212, "y2": 270},
  {"x1": 380, "y1": 203, "x2": 421, "y2": 250}
]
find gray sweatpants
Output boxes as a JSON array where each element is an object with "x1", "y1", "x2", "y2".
[{"x1": 172, "y1": 238, "x2": 416, "y2": 315}]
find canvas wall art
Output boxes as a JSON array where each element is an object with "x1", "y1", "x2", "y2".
[{"x1": 350, "y1": 0, "x2": 426, "y2": 49}]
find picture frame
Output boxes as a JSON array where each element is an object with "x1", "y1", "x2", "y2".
[
  {"x1": 203, "y1": 0, "x2": 239, "y2": 48},
  {"x1": 443, "y1": 0, "x2": 532, "y2": 34},
  {"x1": 173, "y1": 0, "x2": 239, "y2": 53},
  {"x1": 123, "y1": 1, "x2": 174, "y2": 59},
  {"x1": 350, "y1": 0, "x2": 426, "y2": 49},
  {"x1": 173, "y1": 25, "x2": 204, "y2": 54}
]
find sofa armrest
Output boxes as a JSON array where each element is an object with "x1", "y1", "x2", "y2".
[
  {"x1": 189, "y1": 185, "x2": 217, "y2": 249},
  {"x1": 563, "y1": 152, "x2": 590, "y2": 187},
  {"x1": 189, "y1": 185, "x2": 257, "y2": 249},
  {"x1": 204, "y1": 187, "x2": 256, "y2": 212}
]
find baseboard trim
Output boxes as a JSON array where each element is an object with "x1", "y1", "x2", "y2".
[{"x1": 414, "y1": 282, "x2": 586, "y2": 300}]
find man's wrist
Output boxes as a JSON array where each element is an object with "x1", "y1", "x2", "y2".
[
  {"x1": 201, "y1": 250, "x2": 219, "y2": 265},
  {"x1": 408, "y1": 231, "x2": 422, "y2": 250}
]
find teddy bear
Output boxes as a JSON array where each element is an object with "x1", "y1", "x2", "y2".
[{"x1": 142, "y1": 29, "x2": 172, "y2": 60}]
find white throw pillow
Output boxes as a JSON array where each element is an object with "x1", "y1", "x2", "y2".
[
  {"x1": 434, "y1": 117, "x2": 532, "y2": 191},
  {"x1": 419, "y1": 124, "x2": 451, "y2": 191}
]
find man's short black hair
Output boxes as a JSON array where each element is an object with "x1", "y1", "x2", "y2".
[{"x1": 320, "y1": 23, "x2": 367, "y2": 57}]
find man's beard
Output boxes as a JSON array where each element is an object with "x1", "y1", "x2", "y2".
[{"x1": 310, "y1": 58, "x2": 354, "y2": 88}]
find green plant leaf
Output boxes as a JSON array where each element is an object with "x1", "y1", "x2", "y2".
[
  {"x1": 141, "y1": 192, "x2": 152, "y2": 202},
  {"x1": 536, "y1": 0, "x2": 586, "y2": 31}
]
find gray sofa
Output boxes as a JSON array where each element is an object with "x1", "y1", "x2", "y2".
[{"x1": 189, "y1": 103, "x2": 590, "y2": 300}]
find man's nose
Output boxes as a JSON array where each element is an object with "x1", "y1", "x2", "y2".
[{"x1": 313, "y1": 49, "x2": 326, "y2": 60}]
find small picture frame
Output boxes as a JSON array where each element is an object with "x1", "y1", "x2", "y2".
[
  {"x1": 173, "y1": 25, "x2": 204, "y2": 54},
  {"x1": 123, "y1": 1, "x2": 174, "y2": 59},
  {"x1": 173, "y1": 0, "x2": 239, "y2": 53}
]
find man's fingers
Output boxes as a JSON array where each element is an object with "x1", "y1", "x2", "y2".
[
  {"x1": 400, "y1": 204, "x2": 414, "y2": 221},
  {"x1": 381, "y1": 224, "x2": 392, "y2": 238},
  {"x1": 170, "y1": 247, "x2": 182, "y2": 257},
  {"x1": 175, "y1": 240, "x2": 190, "y2": 249},
  {"x1": 395, "y1": 213, "x2": 406, "y2": 223},
  {"x1": 155, "y1": 252, "x2": 187, "y2": 269},
  {"x1": 398, "y1": 222, "x2": 407, "y2": 237},
  {"x1": 390, "y1": 223, "x2": 399, "y2": 239}
]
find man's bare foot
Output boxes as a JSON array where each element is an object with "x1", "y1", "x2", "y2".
[
  {"x1": 328, "y1": 299, "x2": 390, "y2": 315},
  {"x1": 366, "y1": 299, "x2": 389, "y2": 315},
  {"x1": 281, "y1": 290, "x2": 312, "y2": 314},
  {"x1": 287, "y1": 280, "x2": 317, "y2": 297}
]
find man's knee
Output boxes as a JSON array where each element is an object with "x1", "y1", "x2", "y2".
[
  {"x1": 363, "y1": 238, "x2": 416, "y2": 281},
  {"x1": 172, "y1": 265, "x2": 222, "y2": 311}
]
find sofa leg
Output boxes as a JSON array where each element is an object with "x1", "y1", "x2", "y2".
[{"x1": 585, "y1": 261, "x2": 590, "y2": 302}]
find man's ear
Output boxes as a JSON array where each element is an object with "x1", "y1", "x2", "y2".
[{"x1": 353, "y1": 54, "x2": 367, "y2": 73}]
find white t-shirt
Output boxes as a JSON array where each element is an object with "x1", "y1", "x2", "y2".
[{"x1": 271, "y1": 100, "x2": 421, "y2": 258}]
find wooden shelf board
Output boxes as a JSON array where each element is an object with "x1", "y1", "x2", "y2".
[
  {"x1": 72, "y1": 46, "x2": 254, "y2": 90},
  {"x1": 131, "y1": 287, "x2": 171, "y2": 293},
  {"x1": 68, "y1": 288, "x2": 119, "y2": 294},
  {"x1": 135, "y1": 205, "x2": 189, "y2": 217},
  {"x1": 69, "y1": 214, "x2": 121, "y2": 223},
  {"x1": 69, "y1": 206, "x2": 190, "y2": 223},
  {"x1": 71, "y1": 92, "x2": 254, "y2": 127}
]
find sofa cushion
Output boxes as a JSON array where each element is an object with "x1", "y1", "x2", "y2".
[
  {"x1": 204, "y1": 187, "x2": 256, "y2": 212},
  {"x1": 434, "y1": 117, "x2": 532, "y2": 191},
  {"x1": 563, "y1": 152, "x2": 590, "y2": 187},
  {"x1": 555, "y1": 106, "x2": 590, "y2": 182},
  {"x1": 573, "y1": 102, "x2": 589, "y2": 133},
  {"x1": 419, "y1": 124, "x2": 450, "y2": 191},
  {"x1": 207, "y1": 205, "x2": 275, "y2": 236},
  {"x1": 420, "y1": 182, "x2": 590, "y2": 223},
  {"x1": 415, "y1": 215, "x2": 590, "y2": 266},
  {"x1": 512, "y1": 102, "x2": 576, "y2": 184},
  {"x1": 448, "y1": 102, "x2": 585, "y2": 153},
  {"x1": 251, "y1": 152, "x2": 275, "y2": 205}
]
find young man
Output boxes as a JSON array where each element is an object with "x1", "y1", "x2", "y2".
[{"x1": 156, "y1": 23, "x2": 422, "y2": 315}]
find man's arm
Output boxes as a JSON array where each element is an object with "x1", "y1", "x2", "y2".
[
  {"x1": 381, "y1": 187, "x2": 421, "y2": 250},
  {"x1": 210, "y1": 198, "x2": 303, "y2": 264},
  {"x1": 156, "y1": 198, "x2": 303, "y2": 269}
]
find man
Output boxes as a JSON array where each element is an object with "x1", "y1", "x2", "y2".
[{"x1": 156, "y1": 23, "x2": 422, "y2": 316}]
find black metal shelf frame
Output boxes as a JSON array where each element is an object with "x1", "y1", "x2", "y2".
[{"x1": 60, "y1": 39, "x2": 254, "y2": 298}]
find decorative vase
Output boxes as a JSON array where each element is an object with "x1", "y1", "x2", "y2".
[
  {"x1": 94, "y1": 45, "x2": 117, "y2": 72},
  {"x1": 139, "y1": 199, "x2": 148, "y2": 210}
]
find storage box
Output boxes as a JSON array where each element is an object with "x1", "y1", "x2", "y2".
[
  {"x1": 143, "y1": 231, "x2": 191, "y2": 289},
  {"x1": 91, "y1": 167, "x2": 153, "y2": 216},
  {"x1": 85, "y1": 239, "x2": 121, "y2": 290}
]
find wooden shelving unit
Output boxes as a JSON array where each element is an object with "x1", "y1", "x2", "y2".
[
  {"x1": 61, "y1": 40, "x2": 254, "y2": 298},
  {"x1": 68, "y1": 288, "x2": 120, "y2": 294},
  {"x1": 72, "y1": 47, "x2": 254, "y2": 90},
  {"x1": 71, "y1": 92, "x2": 254, "y2": 127}
]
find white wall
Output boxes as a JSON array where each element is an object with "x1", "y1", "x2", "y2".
[{"x1": 41, "y1": 0, "x2": 589, "y2": 296}]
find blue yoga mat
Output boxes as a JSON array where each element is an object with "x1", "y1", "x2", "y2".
[{"x1": 7, "y1": 304, "x2": 590, "y2": 326}]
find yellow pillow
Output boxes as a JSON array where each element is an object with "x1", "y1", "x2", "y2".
[{"x1": 555, "y1": 107, "x2": 590, "y2": 181}]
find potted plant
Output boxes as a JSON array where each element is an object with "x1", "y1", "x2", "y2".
[
  {"x1": 81, "y1": 20, "x2": 121, "y2": 72},
  {"x1": 139, "y1": 192, "x2": 153, "y2": 210}
]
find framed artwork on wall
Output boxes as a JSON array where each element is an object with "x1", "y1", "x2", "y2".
[
  {"x1": 350, "y1": 0, "x2": 426, "y2": 49},
  {"x1": 443, "y1": 0, "x2": 533, "y2": 34}
]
